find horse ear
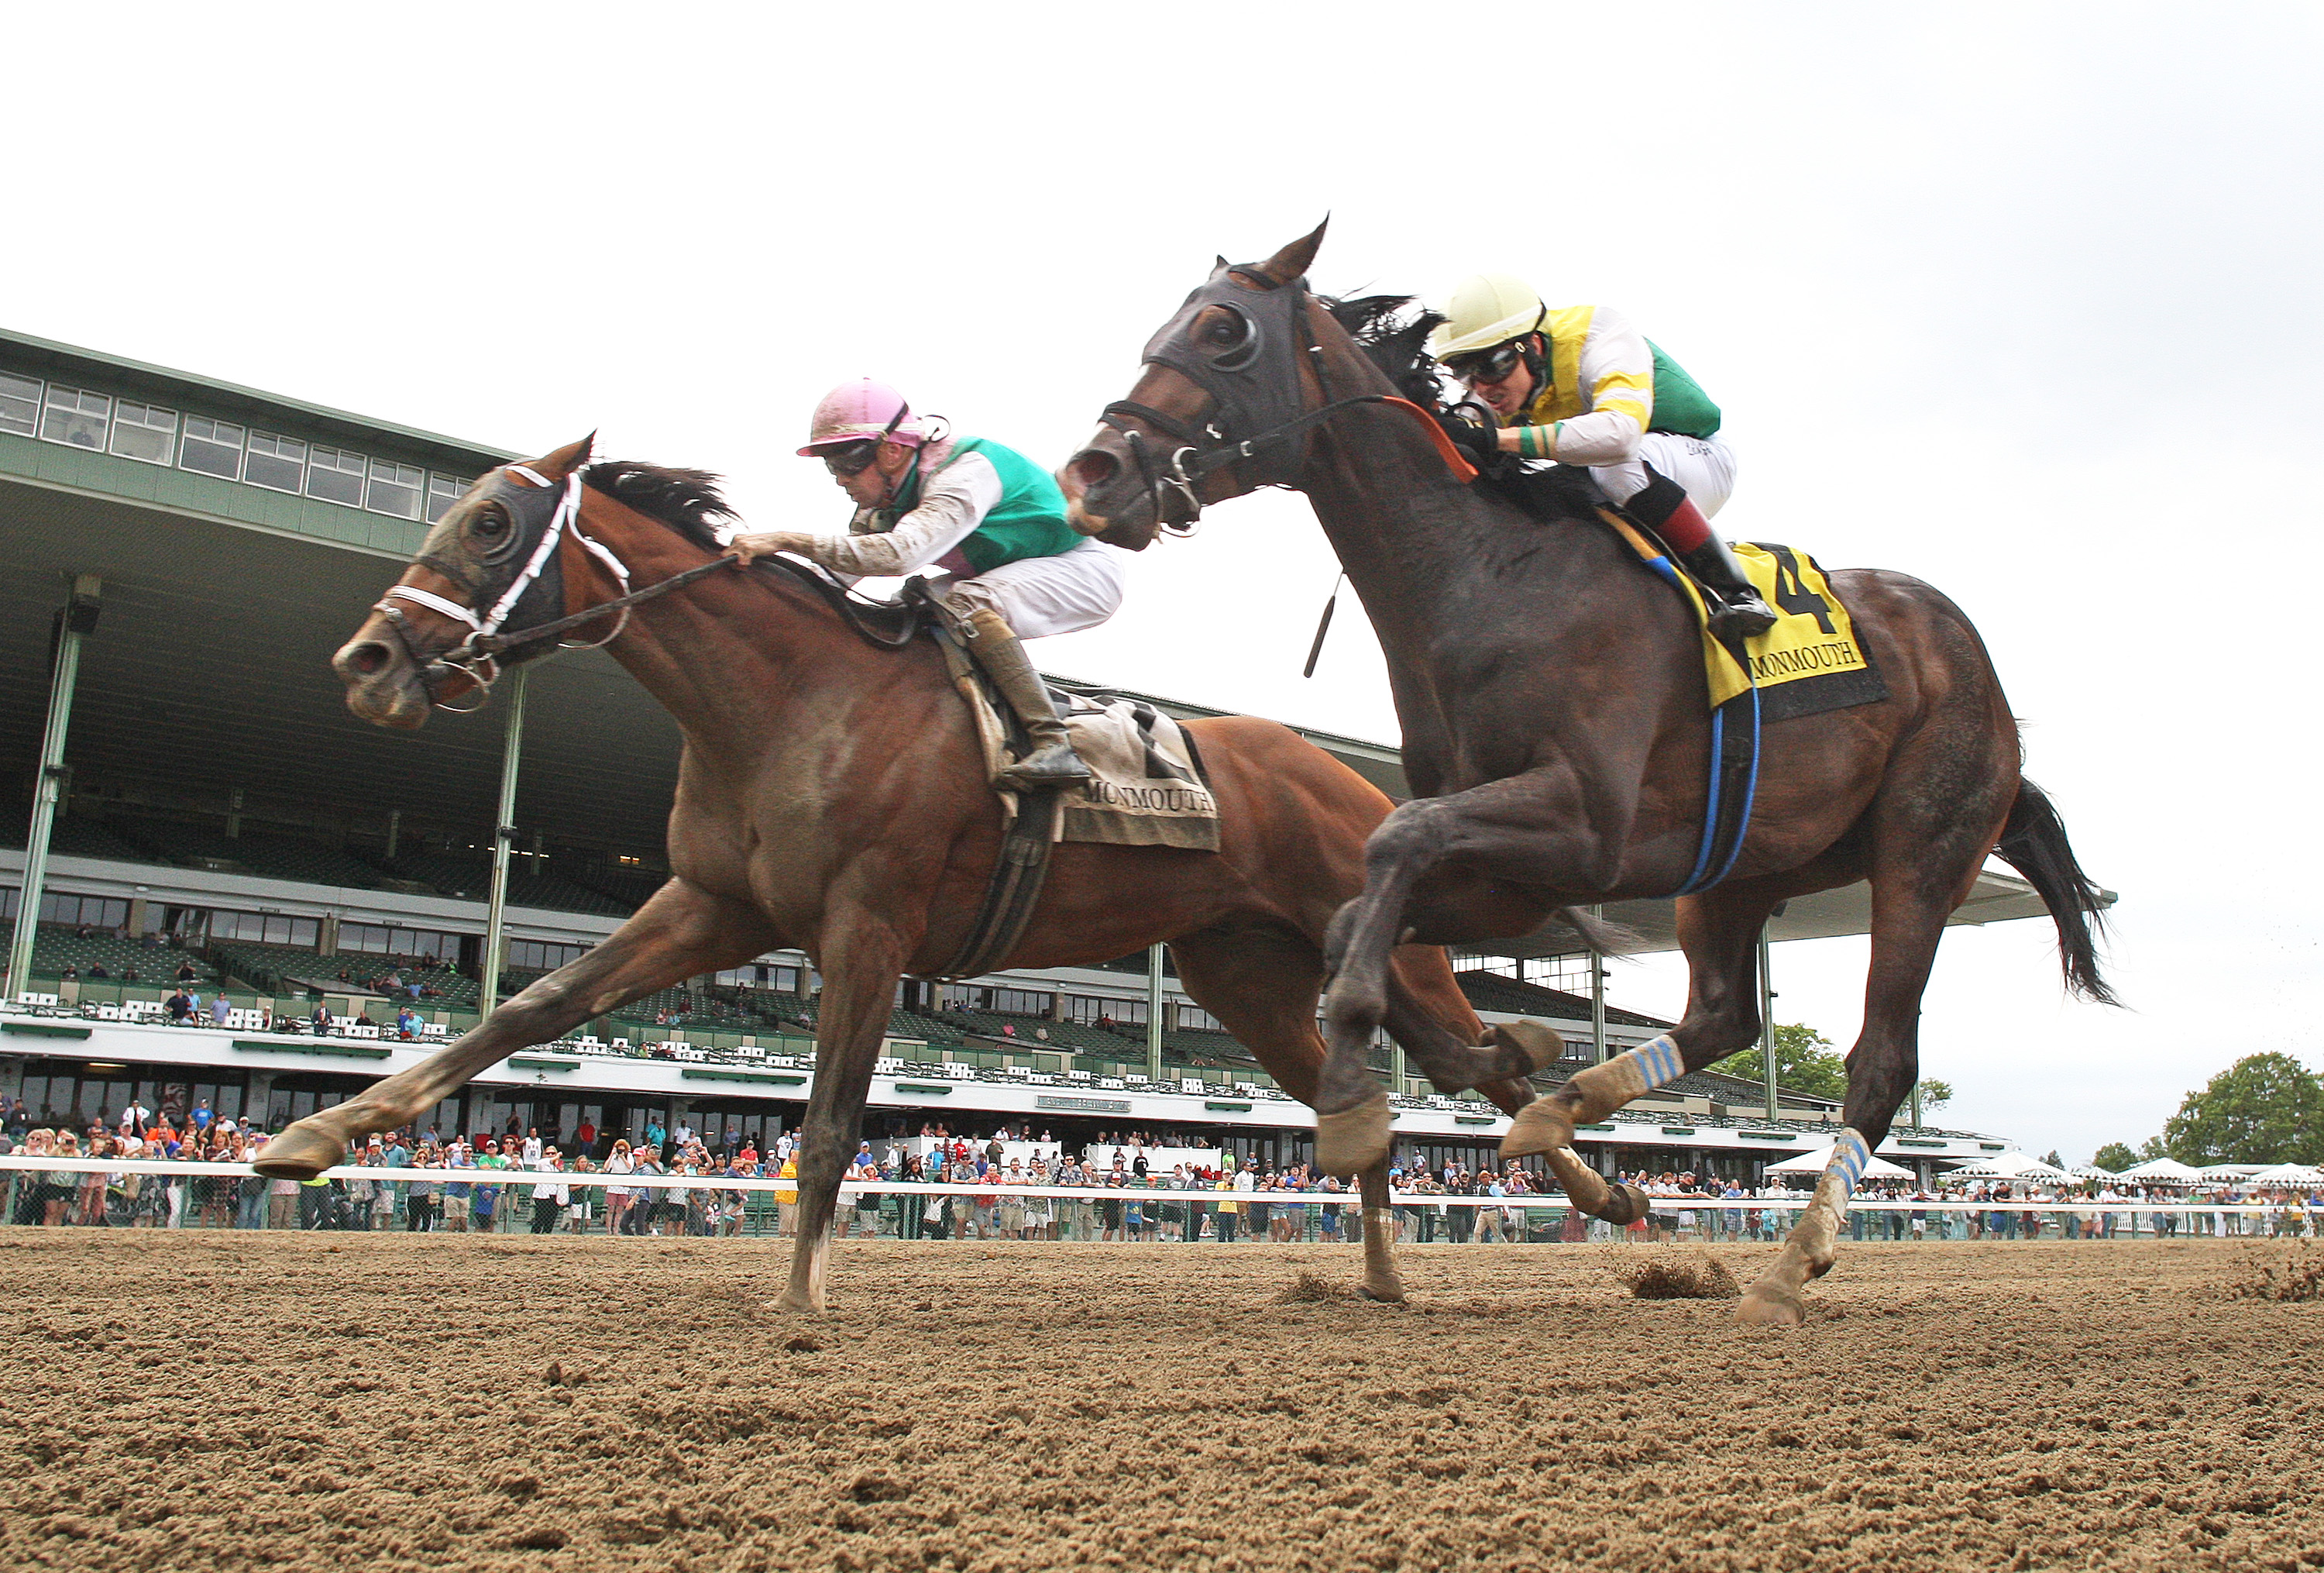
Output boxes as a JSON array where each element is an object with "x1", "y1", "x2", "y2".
[
  {"x1": 531, "y1": 432, "x2": 597, "y2": 480},
  {"x1": 1251, "y1": 219, "x2": 1329, "y2": 286}
]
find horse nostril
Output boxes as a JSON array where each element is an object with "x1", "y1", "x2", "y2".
[
  {"x1": 1065, "y1": 448, "x2": 1120, "y2": 493},
  {"x1": 339, "y1": 640, "x2": 392, "y2": 678}
]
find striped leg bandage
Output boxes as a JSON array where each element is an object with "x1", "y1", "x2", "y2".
[{"x1": 1825, "y1": 1129, "x2": 1872, "y2": 1199}]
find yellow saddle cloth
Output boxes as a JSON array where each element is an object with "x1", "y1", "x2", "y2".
[{"x1": 1598, "y1": 511, "x2": 1886, "y2": 722}]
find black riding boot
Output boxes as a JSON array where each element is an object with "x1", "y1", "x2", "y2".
[
  {"x1": 1683, "y1": 535, "x2": 1780, "y2": 641},
  {"x1": 1621, "y1": 463, "x2": 1778, "y2": 639},
  {"x1": 964, "y1": 607, "x2": 1092, "y2": 790}
]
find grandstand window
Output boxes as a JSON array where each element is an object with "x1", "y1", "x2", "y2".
[
  {"x1": 0, "y1": 371, "x2": 39, "y2": 436},
  {"x1": 39, "y1": 384, "x2": 109, "y2": 449},
  {"x1": 244, "y1": 430, "x2": 306, "y2": 491},
  {"x1": 4, "y1": 889, "x2": 131, "y2": 928},
  {"x1": 987, "y1": 987, "x2": 1054, "y2": 1017},
  {"x1": 305, "y1": 444, "x2": 367, "y2": 506},
  {"x1": 426, "y1": 473, "x2": 470, "y2": 522},
  {"x1": 1179, "y1": 1003, "x2": 1225, "y2": 1032},
  {"x1": 178, "y1": 415, "x2": 245, "y2": 479},
  {"x1": 366, "y1": 458, "x2": 425, "y2": 519},
  {"x1": 340, "y1": 921, "x2": 465, "y2": 961},
  {"x1": 509, "y1": 938, "x2": 587, "y2": 971},
  {"x1": 208, "y1": 909, "x2": 321, "y2": 947},
  {"x1": 108, "y1": 399, "x2": 177, "y2": 464},
  {"x1": 1061, "y1": 993, "x2": 1146, "y2": 1026}
]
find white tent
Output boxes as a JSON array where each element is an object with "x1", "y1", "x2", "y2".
[
  {"x1": 1945, "y1": 1152, "x2": 2071, "y2": 1180},
  {"x1": 2122, "y1": 1156, "x2": 2202, "y2": 1182},
  {"x1": 2069, "y1": 1164, "x2": 2121, "y2": 1180},
  {"x1": 2245, "y1": 1162, "x2": 2324, "y2": 1185},
  {"x1": 1765, "y1": 1145, "x2": 1915, "y2": 1179},
  {"x1": 2200, "y1": 1163, "x2": 2264, "y2": 1181}
]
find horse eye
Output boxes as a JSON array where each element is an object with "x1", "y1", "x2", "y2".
[
  {"x1": 473, "y1": 510, "x2": 508, "y2": 536},
  {"x1": 1206, "y1": 314, "x2": 1248, "y2": 346}
]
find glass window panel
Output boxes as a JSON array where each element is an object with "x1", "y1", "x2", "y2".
[
  {"x1": 366, "y1": 458, "x2": 424, "y2": 518},
  {"x1": 40, "y1": 384, "x2": 108, "y2": 449},
  {"x1": 305, "y1": 444, "x2": 366, "y2": 506},
  {"x1": 426, "y1": 473, "x2": 470, "y2": 523},
  {"x1": 108, "y1": 399, "x2": 177, "y2": 464},
  {"x1": 245, "y1": 431, "x2": 304, "y2": 491},
  {"x1": 179, "y1": 415, "x2": 244, "y2": 479},
  {"x1": 0, "y1": 371, "x2": 37, "y2": 436}
]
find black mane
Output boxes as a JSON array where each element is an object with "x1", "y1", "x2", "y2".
[
  {"x1": 583, "y1": 460, "x2": 737, "y2": 551},
  {"x1": 1325, "y1": 294, "x2": 1446, "y2": 408}
]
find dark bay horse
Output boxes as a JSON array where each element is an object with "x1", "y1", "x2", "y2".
[
  {"x1": 253, "y1": 435, "x2": 1555, "y2": 1308},
  {"x1": 1059, "y1": 226, "x2": 2115, "y2": 1323}
]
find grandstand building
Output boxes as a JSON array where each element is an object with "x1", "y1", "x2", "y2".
[{"x1": 1, "y1": 327, "x2": 2048, "y2": 1179}]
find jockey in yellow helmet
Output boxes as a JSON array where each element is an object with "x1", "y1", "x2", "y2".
[
  {"x1": 727, "y1": 379, "x2": 1123, "y2": 789},
  {"x1": 1429, "y1": 274, "x2": 1776, "y2": 638}
]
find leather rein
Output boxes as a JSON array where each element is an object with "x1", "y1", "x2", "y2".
[{"x1": 1097, "y1": 267, "x2": 1473, "y2": 532}]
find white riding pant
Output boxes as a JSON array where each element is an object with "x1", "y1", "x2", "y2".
[
  {"x1": 935, "y1": 536, "x2": 1127, "y2": 639},
  {"x1": 1590, "y1": 432, "x2": 1738, "y2": 519}
]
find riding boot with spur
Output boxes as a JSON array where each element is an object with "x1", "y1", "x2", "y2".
[
  {"x1": 1623, "y1": 464, "x2": 1778, "y2": 640},
  {"x1": 964, "y1": 607, "x2": 1092, "y2": 790}
]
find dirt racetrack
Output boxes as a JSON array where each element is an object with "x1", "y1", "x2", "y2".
[{"x1": 6, "y1": 1233, "x2": 2320, "y2": 1572}]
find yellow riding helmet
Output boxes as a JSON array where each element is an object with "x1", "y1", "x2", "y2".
[{"x1": 1428, "y1": 273, "x2": 1549, "y2": 360}]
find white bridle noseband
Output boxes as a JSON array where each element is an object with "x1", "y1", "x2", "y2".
[{"x1": 376, "y1": 463, "x2": 634, "y2": 708}]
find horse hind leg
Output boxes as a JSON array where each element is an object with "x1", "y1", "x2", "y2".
[{"x1": 1739, "y1": 777, "x2": 1998, "y2": 1324}]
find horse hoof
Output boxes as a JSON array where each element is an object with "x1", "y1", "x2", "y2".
[
  {"x1": 1499, "y1": 1096, "x2": 1573, "y2": 1158},
  {"x1": 1315, "y1": 1094, "x2": 1391, "y2": 1177},
  {"x1": 249, "y1": 1121, "x2": 345, "y2": 1180},
  {"x1": 1356, "y1": 1281, "x2": 1408, "y2": 1305},
  {"x1": 1736, "y1": 1286, "x2": 1806, "y2": 1327},
  {"x1": 1597, "y1": 1182, "x2": 1651, "y2": 1227},
  {"x1": 1486, "y1": 1019, "x2": 1566, "y2": 1073},
  {"x1": 772, "y1": 1292, "x2": 824, "y2": 1315}
]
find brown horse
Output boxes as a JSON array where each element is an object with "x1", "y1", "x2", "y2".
[
  {"x1": 252, "y1": 436, "x2": 1556, "y2": 1308},
  {"x1": 1059, "y1": 226, "x2": 2116, "y2": 1323}
]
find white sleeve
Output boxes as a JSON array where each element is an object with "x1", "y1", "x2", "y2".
[
  {"x1": 1543, "y1": 306, "x2": 1655, "y2": 466},
  {"x1": 803, "y1": 452, "x2": 1003, "y2": 577}
]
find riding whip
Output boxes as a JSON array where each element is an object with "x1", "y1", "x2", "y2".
[{"x1": 1301, "y1": 571, "x2": 1344, "y2": 678}]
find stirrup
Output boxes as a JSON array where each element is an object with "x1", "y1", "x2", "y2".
[
  {"x1": 1707, "y1": 595, "x2": 1778, "y2": 640},
  {"x1": 998, "y1": 742, "x2": 1091, "y2": 789}
]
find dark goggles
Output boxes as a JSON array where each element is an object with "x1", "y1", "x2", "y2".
[
  {"x1": 1444, "y1": 339, "x2": 1529, "y2": 386},
  {"x1": 820, "y1": 439, "x2": 882, "y2": 477}
]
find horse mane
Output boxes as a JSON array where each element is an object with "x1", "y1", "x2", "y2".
[
  {"x1": 583, "y1": 460, "x2": 737, "y2": 552},
  {"x1": 1325, "y1": 294, "x2": 1446, "y2": 408}
]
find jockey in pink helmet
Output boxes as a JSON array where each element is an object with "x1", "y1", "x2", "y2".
[{"x1": 727, "y1": 378, "x2": 1124, "y2": 789}]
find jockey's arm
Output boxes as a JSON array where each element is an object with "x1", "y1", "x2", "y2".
[
  {"x1": 1497, "y1": 305, "x2": 1656, "y2": 464},
  {"x1": 729, "y1": 453, "x2": 1002, "y2": 578}
]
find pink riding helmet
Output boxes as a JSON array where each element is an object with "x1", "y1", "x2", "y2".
[{"x1": 796, "y1": 377, "x2": 925, "y2": 456}]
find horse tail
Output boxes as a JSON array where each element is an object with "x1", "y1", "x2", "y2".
[
  {"x1": 1552, "y1": 906, "x2": 1648, "y2": 959},
  {"x1": 1991, "y1": 778, "x2": 2118, "y2": 1006}
]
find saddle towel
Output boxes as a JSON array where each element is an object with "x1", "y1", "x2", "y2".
[
  {"x1": 955, "y1": 681, "x2": 1222, "y2": 852},
  {"x1": 1600, "y1": 511, "x2": 1887, "y2": 722}
]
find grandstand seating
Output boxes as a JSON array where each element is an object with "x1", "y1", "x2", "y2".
[
  {"x1": 28, "y1": 924, "x2": 211, "y2": 985},
  {"x1": 104, "y1": 821, "x2": 393, "y2": 890},
  {"x1": 1452, "y1": 969, "x2": 1673, "y2": 1029}
]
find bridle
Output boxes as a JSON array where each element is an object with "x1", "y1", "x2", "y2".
[
  {"x1": 1097, "y1": 264, "x2": 1458, "y2": 532},
  {"x1": 373, "y1": 463, "x2": 733, "y2": 711}
]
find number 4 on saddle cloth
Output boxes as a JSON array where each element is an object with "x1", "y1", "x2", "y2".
[{"x1": 1596, "y1": 508, "x2": 1889, "y2": 896}]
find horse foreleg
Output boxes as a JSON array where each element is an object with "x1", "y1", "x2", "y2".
[
  {"x1": 775, "y1": 907, "x2": 911, "y2": 1315},
  {"x1": 253, "y1": 880, "x2": 779, "y2": 1178},
  {"x1": 1356, "y1": 1161, "x2": 1405, "y2": 1303}
]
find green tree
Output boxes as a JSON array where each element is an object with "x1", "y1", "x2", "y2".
[
  {"x1": 1709, "y1": 1024, "x2": 1849, "y2": 1101},
  {"x1": 2159, "y1": 1053, "x2": 2324, "y2": 1165},
  {"x1": 2092, "y1": 1141, "x2": 2141, "y2": 1173},
  {"x1": 2042, "y1": 1149, "x2": 2064, "y2": 1169},
  {"x1": 1916, "y1": 1079, "x2": 1954, "y2": 1111},
  {"x1": 2138, "y1": 1135, "x2": 2166, "y2": 1161}
]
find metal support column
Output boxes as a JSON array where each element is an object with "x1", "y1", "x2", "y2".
[
  {"x1": 1909, "y1": 1082, "x2": 1923, "y2": 1132},
  {"x1": 479, "y1": 669, "x2": 528, "y2": 1019},
  {"x1": 1391, "y1": 1034, "x2": 1407, "y2": 1098},
  {"x1": 5, "y1": 576, "x2": 99, "y2": 1006},
  {"x1": 1758, "y1": 928, "x2": 1778, "y2": 1121},
  {"x1": 1144, "y1": 942, "x2": 1165, "y2": 1083},
  {"x1": 1589, "y1": 904, "x2": 1607, "y2": 1064}
]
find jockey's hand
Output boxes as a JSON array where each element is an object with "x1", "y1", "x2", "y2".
[{"x1": 726, "y1": 531, "x2": 817, "y2": 566}]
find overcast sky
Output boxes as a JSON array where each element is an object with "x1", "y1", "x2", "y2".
[{"x1": 9, "y1": 4, "x2": 2319, "y2": 1162}]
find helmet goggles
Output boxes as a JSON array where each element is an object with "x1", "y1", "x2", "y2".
[{"x1": 1443, "y1": 339, "x2": 1530, "y2": 387}]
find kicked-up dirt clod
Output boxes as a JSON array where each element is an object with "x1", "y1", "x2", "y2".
[{"x1": 5, "y1": 1233, "x2": 2321, "y2": 1571}]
